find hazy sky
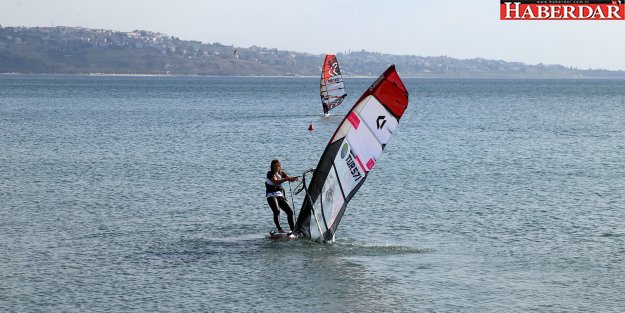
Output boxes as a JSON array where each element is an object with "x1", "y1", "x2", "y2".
[{"x1": 2, "y1": 0, "x2": 625, "y2": 70}]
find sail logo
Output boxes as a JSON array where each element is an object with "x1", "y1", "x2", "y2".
[
  {"x1": 344, "y1": 153, "x2": 363, "y2": 182},
  {"x1": 500, "y1": 0, "x2": 625, "y2": 20},
  {"x1": 328, "y1": 60, "x2": 341, "y2": 76},
  {"x1": 340, "y1": 142, "x2": 349, "y2": 159},
  {"x1": 327, "y1": 77, "x2": 341, "y2": 84},
  {"x1": 376, "y1": 116, "x2": 387, "y2": 129}
]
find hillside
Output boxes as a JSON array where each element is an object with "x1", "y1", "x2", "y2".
[{"x1": 1, "y1": 26, "x2": 623, "y2": 78}]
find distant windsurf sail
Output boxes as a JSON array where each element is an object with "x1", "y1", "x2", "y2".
[
  {"x1": 320, "y1": 54, "x2": 347, "y2": 114},
  {"x1": 296, "y1": 65, "x2": 409, "y2": 242}
]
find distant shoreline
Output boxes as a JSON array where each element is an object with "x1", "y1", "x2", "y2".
[
  {"x1": 3, "y1": 72, "x2": 625, "y2": 79},
  {"x1": 2, "y1": 26, "x2": 624, "y2": 78}
]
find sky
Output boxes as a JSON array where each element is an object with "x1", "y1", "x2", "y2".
[{"x1": 2, "y1": 0, "x2": 625, "y2": 71}]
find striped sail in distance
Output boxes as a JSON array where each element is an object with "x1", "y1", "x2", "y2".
[{"x1": 320, "y1": 54, "x2": 347, "y2": 114}]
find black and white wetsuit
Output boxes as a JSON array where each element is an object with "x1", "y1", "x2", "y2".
[{"x1": 265, "y1": 170, "x2": 294, "y2": 232}]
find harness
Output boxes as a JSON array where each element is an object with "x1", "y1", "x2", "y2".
[{"x1": 265, "y1": 171, "x2": 286, "y2": 197}]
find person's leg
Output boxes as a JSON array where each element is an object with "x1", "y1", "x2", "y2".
[
  {"x1": 267, "y1": 197, "x2": 283, "y2": 231},
  {"x1": 277, "y1": 197, "x2": 295, "y2": 231}
]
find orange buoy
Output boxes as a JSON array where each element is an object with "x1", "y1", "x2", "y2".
[{"x1": 308, "y1": 122, "x2": 315, "y2": 131}]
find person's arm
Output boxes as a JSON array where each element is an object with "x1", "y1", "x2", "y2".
[
  {"x1": 283, "y1": 171, "x2": 299, "y2": 182},
  {"x1": 270, "y1": 172, "x2": 292, "y2": 184},
  {"x1": 275, "y1": 171, "x2": 298, "y2": 183}
]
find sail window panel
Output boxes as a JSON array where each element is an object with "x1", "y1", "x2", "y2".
[
  {"x1": 358, "y1": 96, "x2": 399, "y2": 146},
  {"x1": 320, "y1": 167, "x2": 345, "y2": 230},
  {"x1": 326, "y1": 87, "x2": 345, "y2": 97},
  {"x1": 310, "y1": 201, "x2": 325, "y2": 240},
  {"x1": 345, "y1": 116, "x2": 383, "y2": 172},
  {"x1": 324, "y1": 81, "x2": 345, "y2": 100}
]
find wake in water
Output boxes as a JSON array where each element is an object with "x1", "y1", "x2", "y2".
[{"x1": 322, "y1": 242, "x2": 433, "y2": 256}]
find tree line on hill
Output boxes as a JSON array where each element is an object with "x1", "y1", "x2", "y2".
[{"x1": 1, "y1": 26, "x2": 623, "y2": 78}]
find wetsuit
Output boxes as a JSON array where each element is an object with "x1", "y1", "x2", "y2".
[{"x1": 265, "y1": 170, "x2": 295, "y2": 232}]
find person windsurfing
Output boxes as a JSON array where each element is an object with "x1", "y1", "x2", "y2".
[
  {"x1": 320, "y1": 54, "x2": 346, "y2": 115},
  {"x1": 265, "y1": 159, "x2": 298, "y2": 233},
  {"x1": 321, "y1": 96, "x2": 330, "y2": 115}
]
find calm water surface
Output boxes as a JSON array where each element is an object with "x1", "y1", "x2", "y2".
[{"x1": 1, "y1": 75, "x2": 624, "y2": 312}]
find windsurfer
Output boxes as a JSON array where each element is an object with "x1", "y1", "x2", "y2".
[
  {"x1": 320, "y1": 54, "x2": 346, "y2": 115},
  {"x1": 265, "y1": 159, "x2": 298, "y2": 233},
  {"x1": 321, "y1": 94, "x2": 330, "y2": 114}
]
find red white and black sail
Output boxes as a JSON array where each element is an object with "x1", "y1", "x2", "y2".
[
  {"x1": 320, "y1": 54, "x2": 347, "y2": 114},
  {"x1": 296, "y1": 65, "x2": 409, "y2": 242}
]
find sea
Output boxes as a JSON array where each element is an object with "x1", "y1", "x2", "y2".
[{"x1": 1, "y1": 74, "x2": 624, "y2": 312}]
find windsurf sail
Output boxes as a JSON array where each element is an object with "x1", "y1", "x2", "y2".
[
  {"x1": 320, "y1": 54, "x2": 347, "y2": 114},
  {"x1": 295, "y1": 65, "x2": 409, "y2": 242}
]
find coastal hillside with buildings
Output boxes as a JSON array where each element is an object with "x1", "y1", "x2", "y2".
[{"x1": 1, "y1": 26, "x2": 623, "y2": 78}]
